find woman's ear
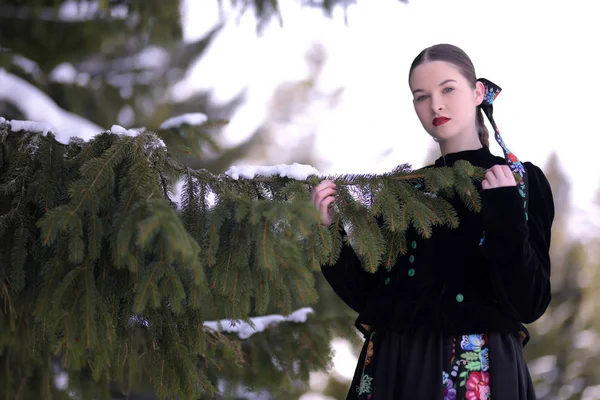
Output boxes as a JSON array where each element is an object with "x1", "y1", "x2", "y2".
[{"x1": 475, "y1": 80, "x2": 485, "y2": 106}]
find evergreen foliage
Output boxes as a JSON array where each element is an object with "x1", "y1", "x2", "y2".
[
  {"x1": 524, "y1": 154, "x2": 600, "y2": 399},
  {"x1": 0, "y1": 121, "x2": 489, "y2": 398},
  {"x1": 0, "y1": 0, "x2": 224, "y2": 165}
]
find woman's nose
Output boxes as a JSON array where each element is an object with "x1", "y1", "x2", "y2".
[{"x1": 430, "y1": 94, "x2": 444, "y2": 113}]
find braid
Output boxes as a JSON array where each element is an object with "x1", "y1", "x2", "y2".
[{"x1": 476, "y1": 106, "x2": 490, "y2": 147}]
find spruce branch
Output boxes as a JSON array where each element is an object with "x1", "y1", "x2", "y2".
[{"x1": 0, "y1": 121, "x2": 506, "y2": 397}]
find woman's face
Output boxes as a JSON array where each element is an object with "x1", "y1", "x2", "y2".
[{"x1": 409, "y1": 60, "x2": 484, "y2": 144}]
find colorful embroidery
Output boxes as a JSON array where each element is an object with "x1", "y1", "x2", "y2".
[
  {"x1": 491, "y1": 127, "x2": 528, "y2": 222},
  {"x1": 466, "y1": 371, "x2": 491, "y2": 400},
  {"x1": 443, "y1": 371, "x2": 458, "y2": 400},
  {"x1": 482, "y1": 84, "x2": 500, "y2": 105},
  {"x1": 461, "y1": 334, "x2": 485, "y2": 352},
  {"x1": 477, "y1": 78, "x2": 529, "y2": 224},
  {"x1": 477, "y1": 79, "x2": 529, "y2": 248},
  {"x1": 442, "y1": 334, "x2": 491, "y2": 399}
]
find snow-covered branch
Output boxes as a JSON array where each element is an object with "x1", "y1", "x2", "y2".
[
  {"x1": 225, "y1": 163, "x2": 320, "y2": 180},
  {"x1": 0, "y1": 1, "x2": 127, "y2": 21},
  {"x1": 204, "y1": 307, "x2": 315, "y2": 339},
  {"x1": 127, "y1": 308, "x2": 315, "y2": 340},
  {"x1": 2, "y1": 115, "x2": 322, "y2": 183},
  {"x1": 8, "y1": 120, "x2": 57, "y2": 137},
  {"x1": 0, "y1": 69, "x2": 103, "y2": 142},
  {"x1": 49, "y1": 63, "x2": 90, "y2": 86},
  {"x1": 160, "y1": 112, "x2": 208, "y2": 129},
  {"x1": 12, "y1": 55, "x2": 43, "y2": 81}
]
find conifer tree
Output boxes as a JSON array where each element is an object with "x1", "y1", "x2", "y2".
[
  {"x1": 1, "y1": 2, "x2": 413, "y2": 398},
  {"x1": 525, "y1": 153, "x2": 600, "y2": 399},
  {"x1": 0, "y1": 118, "x2": 491, "y2": 398},
  {"x1": 0, "y1": 0, "x2": 227, "y2": 163}
]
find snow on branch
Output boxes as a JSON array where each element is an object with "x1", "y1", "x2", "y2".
[
  {"x1": 49, "y1": 63, "x2": 91, "y2": 86},
  {"x1": 58, "y1": 0, "x2": 128, "y2": 21},
  {"x1": 128, "y1": 308, "x2": 315, "y2": 340},
  {"x1": 12, "y1": 55, "x2": 43, "y2": 81},
  {"x1": 225, "y1": 163, "x2": 321, "y2": 180},
  {"x1": 0, "y1": 69, "x2": 103, "y2": 143},
  {"x1": 1, "y1": 114, "x2": 322, "y2": 186},
  {"x1": 204, "y1": 307, "x2": 315, "y2": 339},
  {"x1": 9, "y1": 120, "x2": 57, "y2": 136},
  {"x1": 160, "y1": 112, "x2": 208, "y2": 130},
  {"x1": 0, "y1": 1, "x2": 127, "y2": 21},
  {"x1": 110, "y1": 124, "x2": 140, "y2": 137}
]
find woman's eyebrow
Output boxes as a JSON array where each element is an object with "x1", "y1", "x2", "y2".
[{"x1": 412, "y1": 79, "x2": 457, "y2": 94}]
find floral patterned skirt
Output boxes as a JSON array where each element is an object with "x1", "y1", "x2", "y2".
[{"x1": 347, "y1": 328, "x2": 536, "y2": 400}]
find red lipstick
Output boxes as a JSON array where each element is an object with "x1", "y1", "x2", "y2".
[{"x1": 432, "y1": 117, "x2": 450, "y2": 126}]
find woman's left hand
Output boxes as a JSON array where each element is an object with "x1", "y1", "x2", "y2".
[{"x1": 482, "y1": 165, "x2": 517, "y2": 190}]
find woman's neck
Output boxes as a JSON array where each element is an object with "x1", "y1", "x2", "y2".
[{"x1": 438, "y1": 133, "x2": 483, "y2": 157}]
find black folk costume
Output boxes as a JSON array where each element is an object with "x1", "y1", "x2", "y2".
[{"x1": 321, "y1": 80, "x2": 555, "y2": 399}]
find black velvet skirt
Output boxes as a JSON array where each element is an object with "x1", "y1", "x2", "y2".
[{"x1": 346, "y1": 328, "x2": 536, "y2": 399}]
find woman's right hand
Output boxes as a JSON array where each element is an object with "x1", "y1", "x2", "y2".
[{"x1": 310, "y1": 180, "x2": 337, "y2": 227}]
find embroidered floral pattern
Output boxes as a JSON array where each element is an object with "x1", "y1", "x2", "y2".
[
  {"x1": 479, "y1": 348, "x2": 489, "y2": 372},
  {"x1": 443, "y1": 371, "x2": 458, "y2": 400},
  {"x1": 477, "y1": 78, "x2": 529, "y2": 224},
  {"x1": 493, "y1": 130, "x2": 527, "y2": 219},
  {"x1": 442, "y1": 334, "x2": 491, "y2": 399},
  {"x1": 466, "y1": 371, "x2": 491, "y2": 400},
  {"x1": 477, "y1": 79, "x2": 530, "y2": 248},
  {"x1": 461, "y1": 334, "x2": 485, "y2": 351},
  {"x1": 358, "y1": 374, "x2": 373, "y2": 395},
  {"x1": 353, "y1": 329, "x2": 492, "y2": 398},
  {"x1": 356, "y1": 331, "x2": 376, "y2": 397},
  {"x1": 482, "y1": 85, "x2": 500, "y2": 105}
]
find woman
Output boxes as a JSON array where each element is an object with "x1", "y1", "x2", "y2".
[{"x1": 311, "y1": 44, "x2": 554, "y2": 399}]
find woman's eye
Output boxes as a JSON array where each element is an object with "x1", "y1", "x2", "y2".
[
  {"x1": 443, "y1": 87, "x2": 454, "y2": 93},
  {"x1": 416, "y1": 95, "x2": 428, "y2": 102}
]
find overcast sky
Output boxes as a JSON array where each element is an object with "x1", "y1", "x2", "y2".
[{"x1": 178, "y1": 0, "x2": 599, "y2": 230}]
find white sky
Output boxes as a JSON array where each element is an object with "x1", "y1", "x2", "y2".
[
  {"x1": 180, "y1": 0, "x2": 600, "y2": 237},
  {"x1": 178, "y1": 0, "x2": 600, "y2": 394}
]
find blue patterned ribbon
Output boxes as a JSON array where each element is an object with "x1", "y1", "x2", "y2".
[{"x1": 477, "y1": 78, "x2": 529, "y2": 221}]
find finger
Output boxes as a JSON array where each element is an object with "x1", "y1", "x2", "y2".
[
  {"x1": 481, "y1": 179, "x2": 490, "y2": 190},
  {"x1": 485, "y1": 170, "x2": 499, "y2": 185},
  {"x1": 317, "y1": 180, "x2": 336, "y2": 193},
  {"x1": 321, "y1": 194, "x2": 336, "y2": 208},
  {"x1": 316, "y1": 190, "x2": 336, "y2": 212},
  {"x1": 317, "y1": 179, "x2": 335, "y2": 190},
  {"x1": 492, "y1": 165, "x2": 515, "y2": 185},
  {"x1": 323, "y1": 182, "x2": 337, "y2": 193},
  {"x1": 311, "y1": 181, "x2": 336, "y2": 203},
  {"x1": 491, "y1": 165, "x2": 505, "y2": 179},
  {"x1": 503, "y1": 172, "x2": 516, "y2": 185},
  {"x1": 501, "y1": 165, "x2": 515, "y2": 181},
  {"x1": 484, "y1": 166, "x2": 515, "y2": 188},
  {"x1": 321, "y1": 195, "x2": 336, "y2": 213},
  {"x1": 315, "y1": 187, "x2": 337, "y2": 205}
]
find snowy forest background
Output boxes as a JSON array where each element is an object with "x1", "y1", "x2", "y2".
[{"x1": 1, "y1": 0, "x2": 600, "y2": 399}]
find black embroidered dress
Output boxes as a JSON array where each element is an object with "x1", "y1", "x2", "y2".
[{"x1": 321, "y1": 147, "x2": 555, "y2": 399}]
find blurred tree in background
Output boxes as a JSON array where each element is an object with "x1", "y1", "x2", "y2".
[
  {"x1": 524, "y1": 153, "x2": 600, "y2": 400},
  {"x1": 0, "y1": 0, "x2": 228, "y2": 162}
]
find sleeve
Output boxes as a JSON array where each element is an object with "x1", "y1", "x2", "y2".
[
  {"x1": 320, "y1": 226, "x2": 380, "y2": 314},
  {"x1": 480, "y1": 161, "x2": 555, "y2": 324}
]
